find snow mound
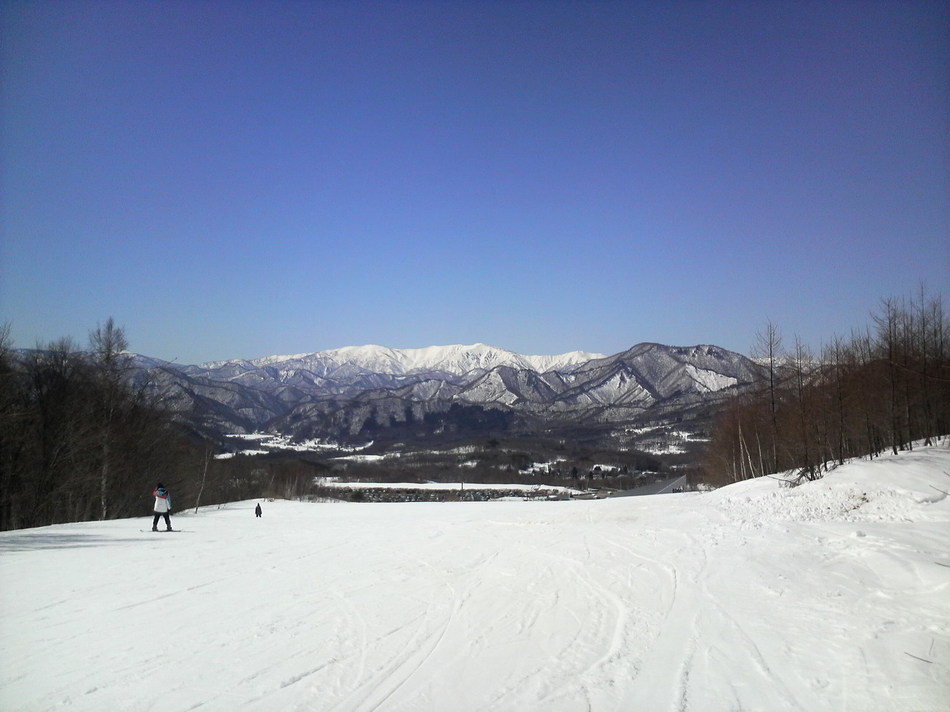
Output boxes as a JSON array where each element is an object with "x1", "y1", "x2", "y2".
[{"x1": 710, "y1": 444, "x2": 950, "y2": 527}]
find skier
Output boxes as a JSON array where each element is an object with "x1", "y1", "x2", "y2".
[
  {"x1": 152, "y1": 483, "x2": 173, "y2": 531},
  {"x1": 255, "y1": 503, "x2": 262, "y2": 518}
]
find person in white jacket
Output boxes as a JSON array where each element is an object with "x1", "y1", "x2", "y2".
[{"x1": 152, "y1": 483, "x2": 173, "y2": 531}]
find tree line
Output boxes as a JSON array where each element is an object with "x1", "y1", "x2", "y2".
[
  {"x1": 702, "y1": 289, "x2": 950, "y2": 487},
  {"x1": 0, "y1": 320, "x2": 282, "y2": 531}
]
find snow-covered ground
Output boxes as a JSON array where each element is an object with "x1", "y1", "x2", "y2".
[
  {"x1": 620, "y1": 424, "x2": 708, "y2": 456},
  {"x1": 317, "y1": 481, "x2": 576, "y2": 493},
  {"x1": 2, "y1": 444, "x2": 949, "y2": 711},
  {"x1": 216, "y1": 433, "x2": 372, "y2": 459}
]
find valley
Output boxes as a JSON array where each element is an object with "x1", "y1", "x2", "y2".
[{"x1": 137, "y1": 341, "x2": 758, "y2": 479}]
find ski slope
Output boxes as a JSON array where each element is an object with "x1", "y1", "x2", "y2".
[{"x1": 2, "y1": 444, "x2": 949, "y2": 711}]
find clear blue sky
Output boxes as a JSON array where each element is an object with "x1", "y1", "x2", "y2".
[{"x1": 2, "y1": 1, "x2": 947, "y2": 364}]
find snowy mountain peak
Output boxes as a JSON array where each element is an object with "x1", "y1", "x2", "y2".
[
  {"x1": 155, "y1": 341, "x2": 766, "y2": 441},
  {"x1": 241, "y1": 343, "x2": 607, "y2": 377}
]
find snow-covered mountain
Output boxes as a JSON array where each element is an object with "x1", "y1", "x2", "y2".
[
  {"x1": 141, "y1": 342, "x2": 765, "y2": 442},
  {"x1": 203, "y1": 343, "x2": 603, "y2": 379}
]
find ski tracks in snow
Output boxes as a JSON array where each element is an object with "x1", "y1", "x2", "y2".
[
  {"x1": 4, "y1": 456, "x2": 949, "y2": 712},
  {"x1": 610, "y1": 506, "x2": 811, "y2": 712},
  {"x1": 331, "y1": 548, "x2": 481, "y2": 712},
  {"x1": 294, "y1": 501, "x2": 819, "y2": 712},
  {"x1": 319, "y1": 505, "x2": 680, "y2": 712}
]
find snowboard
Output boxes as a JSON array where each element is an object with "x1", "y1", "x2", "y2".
[{"x1": 140, "y1": 529, "x2": 184, "y2": 533}]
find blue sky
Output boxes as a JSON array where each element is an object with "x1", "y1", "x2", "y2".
[{"x1": 2, "y1": 1, "x2": 948, "y2": 364}]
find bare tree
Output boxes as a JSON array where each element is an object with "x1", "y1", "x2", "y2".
[
  {"x1": 194, "y1": 443, "x2": 214, "y2": 513},
  {"x1": 704, "y1": 290, "x2": 950, "y2": 487},
  {"x1": 752, "y1": 321, "x2": 783, "y2": 473},
  {"x1": 874, "y1": 298, "x2": 905, "y2": 455},
  {"x1": 88, "y1": 318, "x2": 131, "y2": 520}
]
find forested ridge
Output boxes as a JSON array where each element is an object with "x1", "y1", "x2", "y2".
[{"x1": 702, "y1": 289, "x2": 950, "y2": 486}]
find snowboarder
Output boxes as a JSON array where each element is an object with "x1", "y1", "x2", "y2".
[
  {"x1": 255, "y1": 503, "x2": 262, "y2": 518},
  {"x1": 152, "y1": 483, "x2": 173, "y2": 531}
]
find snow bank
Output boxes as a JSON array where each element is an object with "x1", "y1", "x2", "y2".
[{"x1": 711, "y1": 445, "x2": 950, "y2": 527}]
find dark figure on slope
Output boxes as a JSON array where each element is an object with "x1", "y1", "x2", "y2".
[
  {"x1": 255, "y1": 503, "x2": 262, "y2": 518},
  {"x1": 152, "y1": 483, "x2": 173, "y2": 531}
]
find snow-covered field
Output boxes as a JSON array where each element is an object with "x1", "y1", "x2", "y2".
[
  {"x1": 318, "y1": 481, "x2": 576, "y2": 493},
  {"x1": 2, "y1": 445, "x2": 949, "y2": 712}
]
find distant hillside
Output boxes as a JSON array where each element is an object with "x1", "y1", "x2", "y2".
[{"x1": 136, "y1": 342, "x2": 766, "y2": 450}]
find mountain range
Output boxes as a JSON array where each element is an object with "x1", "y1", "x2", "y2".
[{"x1": 139, "y1": 342, "x2": 765, "y2": 448}]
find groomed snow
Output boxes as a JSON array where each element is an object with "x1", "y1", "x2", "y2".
[{"x1": 2, "y1": 444, "x2": 949, "y2": 711}]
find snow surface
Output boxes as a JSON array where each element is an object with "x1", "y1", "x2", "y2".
[
  {"x1": 2, "y1": 445, "x2": 949, "y2": 711},
  {"x1": 318, "y1": 481, "x2": 577, "y2": 493},
  {"x1": 218, "y1": 434, "x2": 373, "y2": 459},
  {"x1": 682, "y1": 364, "x2": 738, "y2": 392}
]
